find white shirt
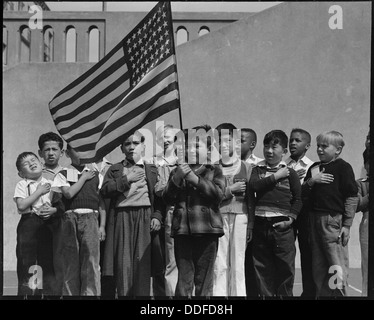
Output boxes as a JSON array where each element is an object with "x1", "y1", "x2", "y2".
[
  {"x1": 244, "y1": 154, "x2": 264, "y2": 166},
  {"x1": 14, "y1": 176, "x2": 53, "y2": 215},
  {"x1": 285, "y1": 155, "x2": 314, "y2": 184}
]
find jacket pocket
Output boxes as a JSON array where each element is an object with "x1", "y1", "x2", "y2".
[{"x1": 206, "y1": 207, "x2": 223, "y2": 229}]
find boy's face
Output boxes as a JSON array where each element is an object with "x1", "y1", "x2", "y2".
[
  {"x1": 241, "y1": 131, "x2": 255, "y2": 157},
  {"x1": 38, "y1": 140, "x2": 63, "y2": 168},
  {"x1": 316, "y1": 142, "x2": 341, "y2": 163},
  {"x1": 158, "y1": 129, "x2": 175, "y2": 152},
  {"x1": 218, "y1": 132, "x2": 236, "y2": 159},
  {"x1": 289, "y1": 132, "x2": 310, "y2": 160},
  {"x1": 186, "y1": 139, "x2": 208, "y2": 164},
  {"x1": 19, "y1": 155, "x2": 43, "y2": 180},
  {"x1": 263, "y1": 142, "x2": 287, "y2": 167},
  {"x1": 122, "y1": 134, "x2": 145, "y2": 163}
]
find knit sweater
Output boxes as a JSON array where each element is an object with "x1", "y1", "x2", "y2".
[{"x1": 249, "y1": 163, "x2": 302, "y2": 220}]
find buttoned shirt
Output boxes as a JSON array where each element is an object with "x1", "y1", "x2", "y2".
[
  {"x1": 42, "y1": 164, "x2": 64, "y2": 182},
  {"x1": 14, "y1": 176, "x2": 53, "y2": 215},
  {"x1": 244, "y1": 154, "x2": 264, "y2": 166},
  {"x1": 285, "y1": 155, "x2": 314, "y2": 184}
]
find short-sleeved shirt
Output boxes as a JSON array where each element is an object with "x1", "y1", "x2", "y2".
[
  {"x1": 14, "y1": 176, "x2": 53, "y2": 215},
  {"x1": 244, "y1": 154, "x2": 264, "y2": 166},
  {"x1": 42, "y1": 164, "x2": 64, "y2": 182}
]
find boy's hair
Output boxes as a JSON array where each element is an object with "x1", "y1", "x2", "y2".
[
  {"x1": 16, "y1": 152, "x2": 39, "y2": 171},
  {"x1": 241, "y1": 128, "x2": 257, "y2": 142},
  {"x1": 38, "y1": 132, "x2": 64, "y2": 150},
  {"x1": 290, "y1": 128, "x2": 311, "y2": 144},
  {"x1": 215, "y1": 123, "x2": 237, "y2": 141},
  {"x1": 184, "y1": 124, "x2": 213, "y2": 149},
  {"x1": 363, "y1": 148, "x2": 369, "y2": 164},
  {"x1": 263, "y1": 130, "x2": 288, "y2": 149},
  {"x1": 316, "y1": 131, "x2": 345, "y2": 149}
]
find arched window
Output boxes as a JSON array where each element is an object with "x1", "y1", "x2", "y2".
[
  {"x1": 199, "y1": 26, "x2": 210, "y2": 37},
  {"x1": 3, "y1": 26, "x2": 8, "y2": 65},
  {"x1": 176, "y1": 27, "x2": 188, "y2": 46},
  {"x1": 65, "y1": 27, "x2": 76, "y2": 62},
  {"x1": 19, "y1": 26, "x2": 31, "y2": 62},
  {"x1": 43, "y1": 26, "x2": 54, "y2": 62},
  {"x1": 89, "y1": 27, "x2": 99, "y2": 62}
]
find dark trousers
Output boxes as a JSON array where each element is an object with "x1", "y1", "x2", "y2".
[
  {"x1": 16, "y1": 213, "x2": 56, "y2": 296},
  {"x1": 174, "y1": 235, "x2": 218, "y2": 297},
  {"x1": 253, "y1": 217, "x2": 296, "y2": 297},
  {"x1": 245, "y1": 241, "x2": 258, "y2": 298},
  {"x1": 294, "y1": 208, "x2": 316, "y2": 297}
]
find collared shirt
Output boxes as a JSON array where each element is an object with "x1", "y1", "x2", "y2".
[
  {"x1": 42, "y1": 164, "x2": 64, "y2": 182},
  {"x1": 14, "y1": 176, "x2": 53, "y2": 215},
  {"x1": 285, "y1": 155, "x2": 314, "y2": 184},
  {"x1": 86, "y1": 157, "x2": 112, "y2": 188},
  {"x1": 244, "y1": 154, "x2": 264, "y2": 166},
  {"x1": 116, "y1": 158, "x2": 151, "y2": 207}
]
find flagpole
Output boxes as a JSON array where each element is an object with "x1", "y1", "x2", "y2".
[{"x1": 167, "y1": 1, "x2": 184, "y2": 131}]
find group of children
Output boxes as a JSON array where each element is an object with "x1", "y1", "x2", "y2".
[{"x1": 13, "y1": 125, "x2": 369, "y2": 298}]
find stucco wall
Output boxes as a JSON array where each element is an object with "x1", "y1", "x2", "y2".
[{"x1": 3, "y1": 2, "x2": 371, "y2": 271}]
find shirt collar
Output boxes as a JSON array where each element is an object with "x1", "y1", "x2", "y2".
[
  {"x1": 122, "y1": 157, "x2": 145, "y2": 167},
  {"x1": 24, "y1": 176, "x2": 45, "y2": 186},
  {"x1": 258, "y1": 160, "x2": 287, "y2": 169},
  {"x1": 285, "y1": 155, "x2": 313, "y2": 166},
  {"x1": 42, "y1": 164, "x2": 63, "y2": 174}
]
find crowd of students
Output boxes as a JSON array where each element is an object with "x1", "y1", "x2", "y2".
[{"x1": 13, "y1": 125, "x2": 369, "y2": 298}]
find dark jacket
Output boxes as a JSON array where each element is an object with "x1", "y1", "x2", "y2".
[
  {"x1": 100, "y1": 161, "x2": 165, "y2": 277},
  {"x1": 162, "y1": 164, "x2": 225, "y2": 237}
]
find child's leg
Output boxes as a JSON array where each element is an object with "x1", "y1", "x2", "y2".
[
  {"x1": 229, "y1": 213, "x2": 248, "y2": 296},
  {"x1": 16, "y1": 214, "x2": 43, "y2": 295},
  {"x1": 192, "y1": 236, "x2": 219, "y2": 297},
  {"x1": 164, "y1": 206, "x2": 178, "y2": 296},
  {"x1": 213, "y1": 212, "x2": 230, "y2": 296},
  {"x1": 273, "y1": 225, "x2": 296, "y2": 296},
  {"x1": 174, "y1": 236, "x2": 195, "y2": 297},
  {"x1": 79, "y1": 211, "x2": 101, "y2": 296},
  {"x1": 252, "y1": 217, "x2": 276, "y2": 296},
  {"x1": 359, "y1": 214, "x2": 368, "y2": 296},
  {"x1": 61, "y1": 211, "x2": 81, "y2": 296}
]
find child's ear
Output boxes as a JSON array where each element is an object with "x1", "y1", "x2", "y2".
[
  {"x1": 18, "y1": 171, "x2": 25, "y2": 179},
  {"x1": 60, "y1": 149, "x2": 65, "y2": 157},
  {"x1": 38, "y1": 150, "x2": 43, "y2": 158},
  {"x1": 250, "y1": 141, "x2": 256, "y2": 149},
  {"x1": 305, "y1": 143, "x2": 311, "y2": 151},
  {"x1": 335, "y1": 146, "x2": 343, "y2": 155},
  {"x1": 283, "y1": 148, "x2": 288, "y2": 156}
]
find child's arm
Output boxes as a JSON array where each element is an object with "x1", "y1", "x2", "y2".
[
  {"x1": 15, "y1": 183, "x2": 51, "y2": 212},
  {"x1": 61, "y1": 170, "x2": 96, "y2": 199},
  {"x1": 288, "y1": 168, "x2": 302, "y2": 221},
  {"x1": 162, "y1": 166, "x2": 188, "y2": 205},
  {"x1": 356, "y1": 180, "x2": 369, "y2": 213},
  {"x1": 249, "y1": 166, "x2": 290, "y2": 192},
  {"x1": 98, "y1": 194, "x2": 106, "y2": 241}
]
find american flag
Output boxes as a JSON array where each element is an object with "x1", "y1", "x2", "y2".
[{"x1": 49, "y1": 2, "x2": 180, "y2": 164}]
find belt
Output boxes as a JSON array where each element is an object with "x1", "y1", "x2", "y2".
[
  {"x1": 255, "y1": 215, "x2": 289, "y2": 223},
  {"x1": 65, "y1": 209, "x2": 98, "y2": 214}
]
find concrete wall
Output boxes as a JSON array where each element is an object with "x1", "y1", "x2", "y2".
[{"x1": 3, "y1": 2, "x2": 371, "y2": 271}]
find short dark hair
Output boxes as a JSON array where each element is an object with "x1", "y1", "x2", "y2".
[
  {"x1": 16, "y1": 152, "x2": 39, "y2": 171},
  {"x1": 241, "y1": 128, "x2": 257, "y2": 142},
  {"x1": 184, "y1": 124, "x2": 213, "y2": 149},
  {"x1": 263, "y1": 130, "x2": 288, "y2": 149},
  {"x1": 38, "y1": 132, "x2": 64, "y2": 150},
  {"x1": 290, "y1": 128, "x2": 311, "y2": 144},
  {"x1": 215, "y1": 123, "x2": 237, "y2": 141}
]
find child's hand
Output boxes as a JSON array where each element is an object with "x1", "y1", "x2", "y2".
[
  {"x1": 295, "y1": 168, "x2": 306, "y2": 180},
  {"x1": 126, "y1": 170, "x2": 145, "y2": 183},
  {"x1": 274, "y1": 167, "x2": 289, "y2": 181},
  {"x1": 99, "y1": 226, "x2": 106, "y2": 241},
  {"x1": 230, "y1": 181, "x2": 246, "y2": 194},
  {"x1": 38, "y1": 204, "x2": 56, "y2": 220},
  {"x1": 150, "y1": 218, "x2": 161, "y2": 232},
  {"x1": 338, "y1": 226, "x2": 350, "y2": 246},
  {"x1": 81, "y1": 170, "x2": 96, "y2": 181},
  {"x1": 273, "y1": 217, "x2": 294, "y2": 231},
  {"x1": 37, "y1": 183, "x2": 51, "y2": 195},
  {"x1": 173, "y1": 164, "x2": 191, "y2": 184},
  {"x1": 312, "y1": 168, "x2": 334, "y2": 185}
]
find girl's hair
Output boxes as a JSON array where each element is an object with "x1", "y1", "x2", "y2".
[{"x1": 316, "y1": 131, "x2": 345, "y2": 148}]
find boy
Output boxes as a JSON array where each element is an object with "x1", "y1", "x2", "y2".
[
  {"x1": 356, "y1": 149, "x2": 369, "y2": 296},
  {"x1": 302, "y1": 131, "x2": 358, "y2": 297},
  {"x1": 52, "y1": 144, "x2": 106, "y2": 296},
  {"x1": 285, "y1": 128, "x2": 315, "y2": 297},
  {"x1": 14, "y1": 152, "x2": 58, "y2": 295},
  {"x1": 212, "y1": 123, "x2": 254, "y2": 296},
  {"x1": 100, "y1": 131, "x2": 164, "y2": 297},
  {"x1": 249, "y1": 130, "x2": 302, "y2": 296},
  {"x1": 37, "y1": 132, "x2": 65, "y2": 295},
  {"x1": 162, "y1": 124, "x2": 225, "y2": 297},
  {"x1": 240, "y1": 128, "x2": 263, "y2": 166}
]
